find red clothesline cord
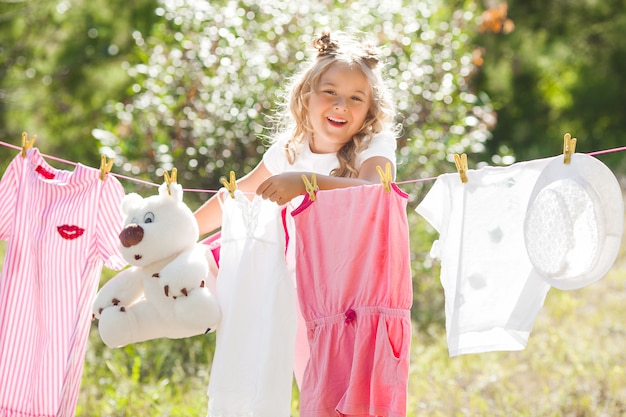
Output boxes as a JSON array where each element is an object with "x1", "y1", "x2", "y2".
[
  {"x1": 1, "y1": 139, "x2": 624, "y2": 191},
  {"x1": 587, "y1": 146, "x2": 626, "y2": 157}
]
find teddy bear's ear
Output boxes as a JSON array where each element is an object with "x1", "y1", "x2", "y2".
[
  {"x1": 158, "y1": 181, "x2": 184, "y2": 202},
  {"x1": 121, "y1": 193, "x2": 143, "y2": 215},
  {"x1": 158, "y1": 182, "x2": 169, "y2": 197},
  {"x1": 169, "y1": 182, "x2": 184, "y2": 202}
]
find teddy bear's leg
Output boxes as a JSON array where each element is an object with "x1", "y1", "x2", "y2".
[
  {"x1": 92, "y1": 268, "x2": 144, "y2": 320},
  {"x1": 98, "y1": 300, "x2": 161, "y2": 348},
  {"x1": 173, "y1": 286, "x2": 222, "y2": 335},
  {"x1": 159, "y1": 245, "x2": 212, "y2": 298}
]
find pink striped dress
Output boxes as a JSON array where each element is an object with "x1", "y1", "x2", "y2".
[
  {"x1": 0, "y1": 148, "x2": 126, "y2": 417},
  {"x1": 291, "y1": 183, "x2": 413, "y2": 417}
]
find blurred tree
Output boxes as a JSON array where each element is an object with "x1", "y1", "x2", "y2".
[
  {"x1": 94, "y1": 0, "x2": 496, "y2": 207},
  {"x1": 474, "y1": 0, "x2": 626, "y2": 172},
  {"x1": 0, "y1": 0, "x2": 159, "y2": 173}
]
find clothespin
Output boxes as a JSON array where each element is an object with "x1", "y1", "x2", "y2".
[
  {"x1": 301, "y1": 173, "x2": 318, "y2": 201},
  {"x1": 376, "y1": 162, "x2": 392, "y2": 193},
  {"x1": 99, "y1": 155, "x2": 114, "y2": 181},
  {"x1": 21, "y1": 131, "x2": 36, "y2": 158},
  {"x1": 219, "y1": 171, "x2": 237, "y2": 199},
  {"x1": 163, "y1": 168, "x2": 177, "y2": 195},
  {"x1": 454, "y1": 153, "x2": 468, "y2": 184},
  {"x1": 563, "y1": 133, "x2": 577, "y2": 164}
]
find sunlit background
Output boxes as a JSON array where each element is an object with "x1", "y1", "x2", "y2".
[{"x1": 1, "y1": 0, "x2": 625, "y2": 415}]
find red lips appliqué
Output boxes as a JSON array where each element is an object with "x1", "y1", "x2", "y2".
[
  {"x1": 35, "y1": 165, "x2": 56, "y2": 179},
  {"x1": 57, "y1": 225, "x2": 85, "y2": 240}
]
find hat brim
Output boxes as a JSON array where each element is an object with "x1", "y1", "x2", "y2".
[{"x1": 524, "y1": 153, "x2": 623, "y2": 290}]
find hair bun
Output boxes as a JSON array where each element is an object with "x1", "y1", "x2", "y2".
[
  {"x1": 313, "y1": 31, "x2": 339, "y2": 57},
  {"x1": 312, "y1": 30, "x2": 381, "y2": 68},
  {"x1": 360, "y1": 41, "x2": 381, "y2": 67}
]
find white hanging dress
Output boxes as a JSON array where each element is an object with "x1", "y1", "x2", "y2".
[{"x1": 207, "y1": 190, "x2": 297, "y2": 417}]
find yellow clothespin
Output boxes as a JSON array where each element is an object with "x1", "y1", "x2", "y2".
[
  {"x1": 99, "y1": 155, "x2": 114, "y2": 181},
  {"x1": 301, "y1": 173, "x2": 318, "y2": 201},
  {"x1": 454, "y1": 153, "x2": 468, "y2": 184},
  {"x1": 163, "y1": 168, "x2": 177, "y2": 195},
  {"x1": 376, "y1": 162, "x2": 392, "y2": 193},
  {"x1": 220, "y1": 171, "x2": 237, "y2": 199},
  {"x1": 563, "y1": 133, "x2": 577, "y2": 164},
  {"x1": 21, "y1": 131, "x2": 36, "y2": 158}
]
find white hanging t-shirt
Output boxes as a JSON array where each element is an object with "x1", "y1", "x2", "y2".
[{"x1": 415, "y1": 157, "x2": 555, "y2": 357}]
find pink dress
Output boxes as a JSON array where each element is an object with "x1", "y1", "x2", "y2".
[
  {"x1": 0, "y1": 149, "x2": 126, "y2": 417},
  {"x1": 291, "y1": 183, "x2": 412, "y2": 417}
]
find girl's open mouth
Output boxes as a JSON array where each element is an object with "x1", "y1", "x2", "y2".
[{"x1": 327, "y1": 116, "x2": 347, "y2": 127}]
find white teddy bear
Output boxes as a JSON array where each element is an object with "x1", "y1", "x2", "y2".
[{"x1": 92, "y1": 178, "x2": 221, "y2": 348}]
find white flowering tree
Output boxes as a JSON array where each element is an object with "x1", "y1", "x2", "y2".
[{"x1": 96, "y1": 0, "x2": 496, "y2": 206}]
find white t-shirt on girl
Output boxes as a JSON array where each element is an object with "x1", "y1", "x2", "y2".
[{"x1": 262, "y1": 132, "x2": 397, "y2": 175}]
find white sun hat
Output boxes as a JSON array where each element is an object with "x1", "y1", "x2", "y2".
[{"x1": 523, "y1": 153, "x2": 624, "y2": 290}]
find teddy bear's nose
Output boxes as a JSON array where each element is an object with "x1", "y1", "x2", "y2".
[{"x1": 120, "y1": 224, "x2": 144, "y2": 248}]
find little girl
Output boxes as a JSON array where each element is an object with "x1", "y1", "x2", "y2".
[
  {"x1": 194, "y1": 30, "x2": 403, "y2": 416},
  {"x1": 194, "y1": 29, "x2": 398, "y2": 234}
]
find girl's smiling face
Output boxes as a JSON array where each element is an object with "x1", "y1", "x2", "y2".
[{"x1": 307, "y1": 62, "x2": 371, "y2": 154}]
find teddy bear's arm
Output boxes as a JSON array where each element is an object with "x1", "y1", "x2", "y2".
[
  {"x1": 92, "y1": 267, "x2": 145, "y2": 318},
  {"x1": 159, "y1": 244, "x2": 210, "y2": 298}
]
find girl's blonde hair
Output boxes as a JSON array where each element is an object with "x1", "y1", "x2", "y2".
[{"x1": 273, "y1": 30, "x2": 396, "y2": 178}]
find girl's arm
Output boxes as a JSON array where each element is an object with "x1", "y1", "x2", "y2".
[
  {"x1": 194, "y1": 161, "x2": 273, "y2": 237},
  {"x1": 256, "y1": 156, "x2": 393, "y2": 204}
]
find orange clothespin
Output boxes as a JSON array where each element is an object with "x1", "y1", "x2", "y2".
[
  {"x1": 99, "y1": 155, "x2": 114, "y2": 181},
  {"x1": 376, "y1": 162, "x2": 392, "y2": 193},
  {"x1": 220, "y1": 171, "x2": 237, "y2": 199},
  {"x1": 454, "y1": 153, "x2": 468, "y2": 184},
  {"x1": 163, "y1": 168, "x2": 177, "y2": 195},
  {"x1": 301, "y1": 173, "x2": 318, "y2": 201},
  {"x1": 21, "y1": 132, "x2": 36, "y2": 158},
  {"x1": 563, "y1": 133, "x2": 577, "y2": 164}
]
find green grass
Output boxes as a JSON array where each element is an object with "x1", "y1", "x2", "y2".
[{"x1": 1, "y1": 215, "x2": 625, "y2": 417}]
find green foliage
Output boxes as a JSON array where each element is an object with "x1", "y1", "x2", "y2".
[
  {"x1": 474, "y1": 0, "x2": 626, "y2": 173},
  {"x1": 408, "y1": 210, "x2": 446, "y2": 331},
  {"x1": 0, "y1": 0, "x2": 159, "y2": 171},
  {"x1": 78, "y1": 322, "x2": 215, "y2": 416}
]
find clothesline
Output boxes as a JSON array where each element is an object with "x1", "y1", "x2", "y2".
[{"x1": 1, "y1": 139, "x2": 625, "y2": 194}]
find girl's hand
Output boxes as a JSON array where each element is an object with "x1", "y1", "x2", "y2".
[
  {"x1": 254, "y1": 156, "x2": 393, "y2": 205},
  {"x1": 256, "y1": 172, "x2": 306, "y2": 204}
]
